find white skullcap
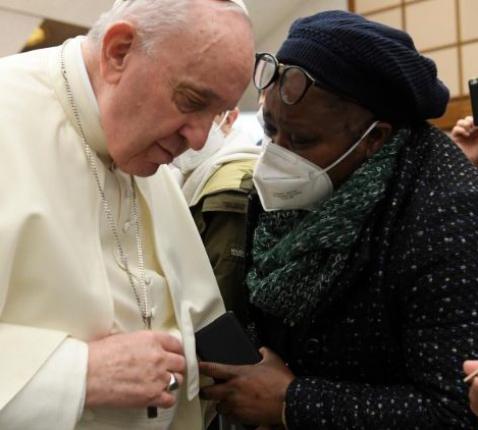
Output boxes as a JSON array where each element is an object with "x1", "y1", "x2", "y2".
[{"x1": 227, "y1": 0, "x2": 249, "y2": 15}]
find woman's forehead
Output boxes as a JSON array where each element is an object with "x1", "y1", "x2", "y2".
[{"x1": 265, "y1": 89, "x2": 375, "y2": 144}]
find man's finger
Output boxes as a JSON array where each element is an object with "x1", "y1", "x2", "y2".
[
  {"x1": 165, "y1": 352, "x2": 186, "y2": 374},
  {"x1": 155, "y1": 332, "x2": 184, "y2": 354},
  {"x1": 156, "y1": 391, "x2": 178, "y2": 409}
]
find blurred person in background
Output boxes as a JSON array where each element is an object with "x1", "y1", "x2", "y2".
[
  {"x1": 451, "y1": 115, "x2": 478, "y2": 165},
  {"x1": 171, "y1": 108, "x2": 261, "y2": 325}
]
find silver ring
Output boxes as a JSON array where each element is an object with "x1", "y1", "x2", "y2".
[{"x1": 167, "y1": 372, "x2": 179, "y2": 392}]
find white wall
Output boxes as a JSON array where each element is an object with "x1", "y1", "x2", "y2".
[
  {"x1": 0, "y1": 0, "x2": 115, "y2": 57},
  {"x1": 258, "y1": 0, "x2": 348, "y2": 54},
  {"x1": 0, "y1": 9, "x2": 41, "y2": 56},
  {"x1": 0, "y1": 0, "x2": 115, "y2": 27}
]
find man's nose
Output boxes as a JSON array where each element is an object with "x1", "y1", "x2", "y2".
[{"x1": 183, "y1": 116, "x2": 215, "y2": 151}]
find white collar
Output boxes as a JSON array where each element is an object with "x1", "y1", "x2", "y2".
[
  {"x1": 62, "y1": 36, "x2": 109, "y2": 157},
  {"x1": 74, "y1": 37, "x2": 100, "y2": 116}
]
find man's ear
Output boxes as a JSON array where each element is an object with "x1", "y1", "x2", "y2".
[
  {"x1": 100, "y1": 21, "x2": 136, "y2": 84},
  {"x1": 364, "y1": 122, "x2": 393, "y2": 158}
]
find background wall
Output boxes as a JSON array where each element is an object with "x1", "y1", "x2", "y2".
[
  {"x1": 350, "y1": 0, "x2": 478, "y2": 128},
  {"x1": 0, "y1": 0, "x2": 115, "y2": 55}
]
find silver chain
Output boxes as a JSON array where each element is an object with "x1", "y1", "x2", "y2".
[{"x1": 60, "y1": 43, "x2": 152, "y2": 329}]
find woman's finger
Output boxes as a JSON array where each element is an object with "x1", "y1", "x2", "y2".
[
  {"x1": 200, "y1": 381, "x2": 233, "y2": 401},
  {"x1": 199, "y1": 361, "x2": 242, "y2": 380}
]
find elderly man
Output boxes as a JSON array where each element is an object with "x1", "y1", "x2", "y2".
[
  {"x1": 201, "y1": 11, "x2": 478, "y2": 429},
  {"x1": 0, "y1": 0, "x2": 253, "y2": 429}
]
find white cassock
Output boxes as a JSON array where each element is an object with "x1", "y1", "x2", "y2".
[{"x1": 0, "y1": 36, "x2": 224, "y2": 429}]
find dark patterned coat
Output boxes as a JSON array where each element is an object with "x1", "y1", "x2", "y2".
[{"x1": 251, "y1": 124, "x2": 478, "y2": 429}]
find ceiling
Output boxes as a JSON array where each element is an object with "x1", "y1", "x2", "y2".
[{"x1": 245, "y1": 0, "x2": 313, "y2": 44}]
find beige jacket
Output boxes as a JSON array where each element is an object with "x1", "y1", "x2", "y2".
[{"x1": 0, "y1": 38, "x2": 223, "y2": 429}]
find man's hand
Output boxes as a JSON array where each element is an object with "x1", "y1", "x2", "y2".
[
  {"x1": 451, "y1": 116, "x2": 478, "y2": 165},
  {"x1": 464, "y1": 360, "x2": 478, "y2": 416},
  {"x1": 200, "y1": 348, "x2": 294, "y2": 426},
  {"x1": 86, "y1": 331, "x2": 186, "y2": 409}
]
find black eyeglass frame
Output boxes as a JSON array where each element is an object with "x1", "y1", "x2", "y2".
[{"x1": 254, "y1": 52, "x2": 317, "y2": 105}]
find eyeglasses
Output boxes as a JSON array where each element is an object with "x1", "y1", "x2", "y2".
[{"x1": 253, "y1": 52, "x2": 317, "y2": 105}]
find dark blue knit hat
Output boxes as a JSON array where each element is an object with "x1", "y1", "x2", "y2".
[{"x1": 276, "y1": 10, "x2": 449, "y2": 122}]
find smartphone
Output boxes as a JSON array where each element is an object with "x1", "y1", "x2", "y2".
[
  {"x1": 195, "y1": 311, "x2": 261, "y2": 365},
  {"x1": 468, "y1": 78, "x2": 478, "y2": 126}
]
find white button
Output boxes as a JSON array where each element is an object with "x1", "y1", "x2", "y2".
[
  {"x1": 122, "y1": 220, "x2": 131, "y2": 233},
  {"x1": 145, "y1": 276, "x2": 152, "y2": 286}
]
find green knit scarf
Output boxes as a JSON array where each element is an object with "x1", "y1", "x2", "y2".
[{"x1": 247, "y1": 128, "x2": 410, "y2": 326}]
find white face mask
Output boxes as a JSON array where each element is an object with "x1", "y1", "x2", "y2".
[
  {"x1": 256, "y1": 106, "x2": 265, "y2": 130},
  {"x1": 253, "y1": 121, "x2": 379, "y2": 211},
  {"x1": 172, "y1": 112, "x2": 229, "y2": 174}
]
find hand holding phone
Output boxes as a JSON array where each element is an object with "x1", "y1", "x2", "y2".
[{"x1": 196, "y1": 312, "x2": 262, "y2": 430}]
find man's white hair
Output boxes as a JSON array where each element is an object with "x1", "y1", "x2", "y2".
[{"x1": 88, "y1": 0, "x2": 249, "y2": 54}]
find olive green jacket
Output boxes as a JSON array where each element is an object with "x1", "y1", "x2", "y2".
[{"x1": 191, "y1": 159, "x2": 256, "y2": 325}]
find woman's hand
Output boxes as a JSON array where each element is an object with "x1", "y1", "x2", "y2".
[{"x1": 200, "y1": 347, "x2": 294, "y2": 426}]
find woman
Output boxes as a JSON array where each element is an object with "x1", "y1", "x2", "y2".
[{"x1": 201, "y1": 11, "x2": 478, "y2": 429}]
